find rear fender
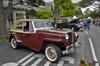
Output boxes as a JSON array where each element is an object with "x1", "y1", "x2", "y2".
[{"x1": 9, "y1": 33, "x2": 21, "y2": 43}]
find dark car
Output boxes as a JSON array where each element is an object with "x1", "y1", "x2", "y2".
[{"x1": 56, "y1": 17, "x2": 81, "y2": 32}]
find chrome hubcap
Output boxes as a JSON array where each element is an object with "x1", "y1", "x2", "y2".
[
  {"x1": 46, "y1": 47, "x2": 57, "y2": 61},
  {"x1": 11, "y1": 39, "x2": 16, "y2": 48}
]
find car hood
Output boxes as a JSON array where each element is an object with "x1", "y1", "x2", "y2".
[{"x1": 37, "y1": 29, "x2": 72, "y2": 36}]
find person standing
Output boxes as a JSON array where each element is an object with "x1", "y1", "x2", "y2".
[
  {"x1": 87, "y1": 17, "x2": 91, "y2": 30},
  {"x1": 83, "y1": 18, "x2": 88, "y2": 30}
]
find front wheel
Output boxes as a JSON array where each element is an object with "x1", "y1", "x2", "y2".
[
  {"x1": 45, "y1": 44, "x2": 61, "y2": 62},
  {"x1": 10, "y1": 38, "x2": 18, "y2": 49}
]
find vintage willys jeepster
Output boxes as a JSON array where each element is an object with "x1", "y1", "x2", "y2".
[{"x1": 9, "y1": 19, "x2": 80, "y2": 62}]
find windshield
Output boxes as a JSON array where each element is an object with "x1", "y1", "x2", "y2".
[{"x1": 34, "y1": 21, "x2": 53, "y2": 28}]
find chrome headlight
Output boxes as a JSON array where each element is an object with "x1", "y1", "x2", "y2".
[
  {"x1": 65, "y1": 34, "x2": 69, "y2": 39},
  {"x1": 75, "y1": 32, "x2": 78, "y2": 37}
]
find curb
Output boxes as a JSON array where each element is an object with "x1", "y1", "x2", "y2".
[
  {"x1": 0, "y1": 40, "x2": 8, "y2": 41},
  {"x1": 0, "y1": 40, "x2": 8, "y2": 42}
]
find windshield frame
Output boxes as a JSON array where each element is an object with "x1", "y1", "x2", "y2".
[{"x1": 33, "y1": 21, "x2": 53, "y2": 29}]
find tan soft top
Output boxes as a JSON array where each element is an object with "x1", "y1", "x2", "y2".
[
  {"x1": 14, "y1": 19, "x2": 50, "y2": 22},
  {"x1": 11, "y1": 19, "x2": 51, "y2": 30}
]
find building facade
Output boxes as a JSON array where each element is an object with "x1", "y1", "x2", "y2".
[{"x1": 3, "y1": 0, "x2": 31, "y2": 28}]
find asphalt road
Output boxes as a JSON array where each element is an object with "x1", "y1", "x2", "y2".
[
  {"x1": 79, "y1": 24, "x2": 100, "y2": 66},
  {"x1": 0, "y1": 25, "x2": 100, "y2": 66},
  {"x1": 88, "y1": 25, "x2": 100, "y2": 65},
  {"x1": 0, "y1": 40, "x2": 81, "y2": 66}
]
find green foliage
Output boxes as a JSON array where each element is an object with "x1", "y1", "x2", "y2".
[
  {"x1": 89, "y1": 10, "x2": 100, "y2": 18},
  {"x1": 79, "y1": 0, "x2": 93, "y2": 7},
  {"x1": 26, "y1": 10, "x2": 37, "y2": 18},
  {"x1": 61, "y1": 1, "x2": 76, "y2": 10},
  {"x1": 61, "y1": 10, "x2": 75, "y2": 16},
  {"x1": 26, "y1": 9, "x2": 53, "y2": 19},
  {"x1": 54, "y1": 0, "x2": 79, "y2": 16},
  {"x1": 61, "y1": 9, "x2": 81, "y2": 17},
  {"x1": 0, "y1": 35, "x2": 8, "y2": 40},
  {"x1": 36, "y1": 10, "x2": 53, "y2": 19}
]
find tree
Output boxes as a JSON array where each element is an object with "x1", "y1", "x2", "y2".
[
  {"x1": 0, "y1": 0, "x2": 13, "y2": 35},
  {"x1": 36, "y1": 10, "x2": 53, "y2": 19},
  {"x1": 26, "y1": 10, "x2": 37, "y2": 18},
  {"x1": 89, "y1": 10, "x2": 100, "y2": 18},
  {"x1": 0, "y1": 0, "x2": 45, "y2": 35},
  {"x1": 52, "y1": 0, "x2": 80, "y2": 23},
  {"x1": 54, "y1": 0, "x2": 79, "y2": 17},
  {"x1": 27, "y1": 0, "x2": 45, "y2": 7},
  {"x1": 79, "y1": 0, "x2": 93, "y2": 7},
  {"x1": 60, "y1": 2, "x2": 79, "y2": 16}
]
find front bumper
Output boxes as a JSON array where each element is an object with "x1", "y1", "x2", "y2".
[{"x1": 63, "y1": 41, "x2": 81, "y2": 54}]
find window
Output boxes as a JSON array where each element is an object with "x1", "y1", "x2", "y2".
[
  {"x1": 23, "y1": 22, "x2": 29, "y2": 31},
  {"x1": 34, "y1": 21, "x2": 53, "y2": 28},
  {"x1": 12, "y1": 20, "x2": 34, "y2": 32},
  {"x1": 8, "y1": 14, "x2": 13, "y2": 26},
  {"x1": 22, "y1": 21, "x2": 34, "y2": 32},
  {"x1": 29, "y1": 22, "x2": 34, "y2": 32}
]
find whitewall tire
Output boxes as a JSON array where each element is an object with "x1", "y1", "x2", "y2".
[
  {"x1": 11, "y1": 38, "x2": 18, "y2": 49},
  {"x1": 45, "y1": 44, "x2": 61, "y2": 62}
]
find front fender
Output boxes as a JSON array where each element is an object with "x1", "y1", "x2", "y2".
[
  {"x1": 41, "y1": 38, "x2": 66, "y2": 51},
  {"x1": 43, "y1": 38, "x2": 63, "y2": 42}
]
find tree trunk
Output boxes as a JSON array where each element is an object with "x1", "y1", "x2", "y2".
[
  {"x1": 0, "y1": 14, "x2": 8, "y2": 35},
  {"x1": 0, "y1": 0, "x2": 13, "y2": 35},
  {"x1": 0, "y1": 0, "x2": 6, "y2": 35}
]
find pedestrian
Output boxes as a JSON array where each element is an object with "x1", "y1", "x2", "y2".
[
  {"x1": 95, "y1": 18, "x2": 98, "y2": 26},
  {"x1": 92, "y1": 19, "x2": 95, "y2": 25},
  {"x1": 79, "y1": 19, "x2": 84, "y2": 32},
  {"x1": 87, "y1": 17, "x2": 91, "y2": 30},
  {"x1": 83, "y1": 18, "x2": 88, "y2": 31}
]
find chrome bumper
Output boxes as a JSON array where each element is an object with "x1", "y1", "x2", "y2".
[{"x1": 63, "y1": 41, "x2": 81, "y2": 54}]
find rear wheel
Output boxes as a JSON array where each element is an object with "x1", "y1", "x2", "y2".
[
  {"x1": 45, "y1": 44, "x2": 61, "y2": 62},
  {"x1": 10, "y1": 38, "x2": 18, "y2": 49}
]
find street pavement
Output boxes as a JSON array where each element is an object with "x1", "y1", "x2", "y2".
[
  {"x1": 0, "y1": 41, "x2": 79, "y2": 66},
  {"x1": 0, "y1": 24, "x2": 100, "y2": 66}
]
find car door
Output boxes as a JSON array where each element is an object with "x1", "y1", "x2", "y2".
[
  {"x1": 13, "y1": 21, "x2": 32, "y2": 47},
  {"x1": 21, "y1": 21, "x2": 39, "y2": 50},
  {"x1": 13, "y1": 21, "x2": 24, "y2": 43},
  {"x1": 25, "y1": 22, "x2": 42, "y2": 51},
  {"x1": 21, "y1": 32, "x2": 33, "y2": 47},
  {"x1": 20, "y1": 21, "x2": 32, "y2": 47},
  {"x1": 31, "y1": 31, "x2": 43, "y2": 51}
]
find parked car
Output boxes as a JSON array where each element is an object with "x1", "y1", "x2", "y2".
[
  {"x1": 9, "y1": 19, "x2": 80, "y2": 62},
  {"x1": 56, "y1": 17, "x2": 81, "y2": 32}
]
